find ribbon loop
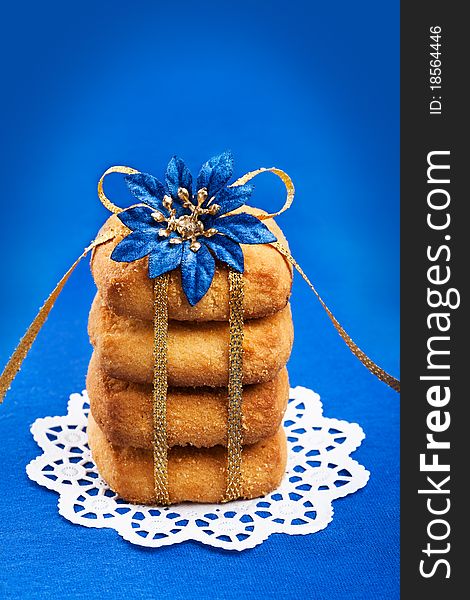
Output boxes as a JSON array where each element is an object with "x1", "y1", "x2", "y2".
[
  {"x1": 97, "y1": 165, "x2": 140, "y2": 214},
  {"x1": 230, "y1": 167, "x2": 295, "y2": 220}
]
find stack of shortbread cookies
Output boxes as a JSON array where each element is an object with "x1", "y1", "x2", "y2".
[{"x1": 86, "y1": 210, "x2": 293, "y2": 504}]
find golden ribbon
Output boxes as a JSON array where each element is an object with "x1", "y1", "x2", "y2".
[
  {"x1": 153, "y1": 274, "x2": 170, "y2": 504},
  {"x1": 97, "y1": 165, "x2": 139, "y2": 214},
  {"x1": 231, "y1": 167, "x2": 295, "y2": 220},
  {"x1": 0, "y1": 230, "x2": 116, "y2": 403},
  {"x1": 273, "y1": 242, "x2": 400, "y2": 392},
  {"x1": 234, "y1": 167, "x2": 400, "y2": 393},
  {"x1": 224, "y1": 271, "x2": 245, "y2": 501},
  {"x1": 0, "y1": 162, "x2": 400, "y2": 508}
]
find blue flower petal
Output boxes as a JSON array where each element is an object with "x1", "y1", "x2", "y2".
[
  {"x1": 165, "y1": 156, "x2": 193, "y2": 201},
  {"x1": 213, "y1": 213, "x2": 277, "y2": 245},
  {"x1": 148, "y1": 239, "x2": 184, "y2": 278},
  {"x1": 203, "y1": 235, "x2": 244, "y2": 273},
  {"x1": 196, "y1": 151, "x2": 234, "y2": 198},
  {"x1": 111, "y1": 230, "x2": 159, "y2": 263},
  {"x1": 125, "y1": 173, "x2": 166, "y2": 210},
  {"x1": 215, "y1": 184, "x2": 254, "y2": 215},
  {"x1": 117, "y1": 206, "x2": 160, "y2": 232},
  {"x1": 180, "y1": 243, "x2": 216, "y2": 306}
]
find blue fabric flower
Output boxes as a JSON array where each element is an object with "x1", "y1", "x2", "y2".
[{"x1": 111, "y1": 152, "x2": 277, "y2": 306}]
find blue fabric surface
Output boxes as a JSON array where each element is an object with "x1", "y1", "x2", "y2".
[{"x1": 0, "y1": 1, "x2": 399, "y2": 598}]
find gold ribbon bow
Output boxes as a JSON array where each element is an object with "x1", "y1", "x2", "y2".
[{"x1": 0, "y1": 164, "x2": 399, "y2": 505}]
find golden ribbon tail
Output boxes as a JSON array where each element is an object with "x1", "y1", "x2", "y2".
[
  {"x1": 0, "y1": 230, "x2": 116, "y2": 404},
  {"x1": 0, "y1": 165, "x2": 138, "y2": 405},
  {"x1": 232, "y1": 166, "x2": 400, "y2": 393},
  {"x1": 152, "y1": 274, "x2": 170, "y2": 505},
  {"x1": 273, "y1": 241, "x2": 400, "y2": 393},
  {"x1": 224, "y1": 270, "x2": 245, "y2": 502}
]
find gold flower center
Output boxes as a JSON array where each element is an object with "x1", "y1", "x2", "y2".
[
  {"x1": 175, "y1": 214, "x2": 204, "y2": 239},
  {"x1": 151, "y1": 187, "x2": 219, "y2": 252}
]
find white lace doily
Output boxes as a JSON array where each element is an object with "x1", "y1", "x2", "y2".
[{"x1": 26, "y1": 386, "x2": 369, "y2": 551}]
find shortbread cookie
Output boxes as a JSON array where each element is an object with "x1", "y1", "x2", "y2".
[
  {"x1": 88, "y1": 295, "x2": 294, "y2": 387},
  {"x1": 88, "y1": 414, "x2": 287, "y2": 504},
  {"x1": 87, "y1": 351, "x2": 289, "y2": 449},
  {"x1": 90, "y1": 207, "x2": 292, "y2": 322}
]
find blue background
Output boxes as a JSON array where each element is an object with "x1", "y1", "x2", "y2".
[{"x1": 0, "y1": 1, "x2": 399, "y2": 598}]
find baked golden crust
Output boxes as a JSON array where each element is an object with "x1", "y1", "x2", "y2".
[
  {"x1": 88, "y1": 414, "x2": 287, "y2": 505},
  {"x1": 88, "y1": 294, "x2": 294, "y2": 387},
  {"x1": 87, "y1": 351, "x2": 289, "y2": 449},
  {"x1": 90, "y1": 208, "x2": 292, "y2": 322}
]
